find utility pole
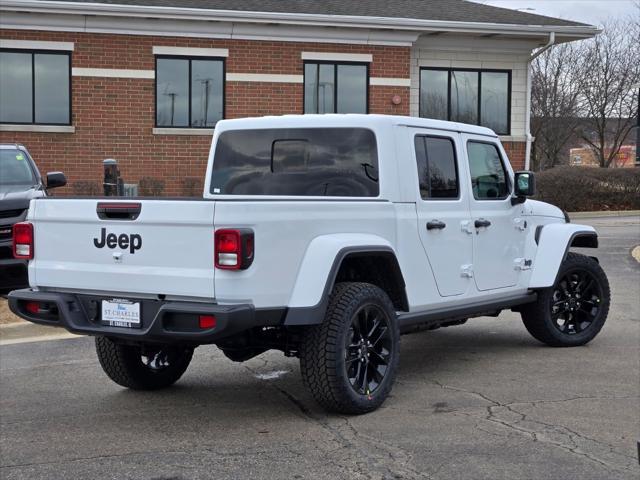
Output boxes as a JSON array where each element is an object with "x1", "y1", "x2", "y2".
[
  {"x1": 197, "y1": 78, "x2": 213, "y2": 126},
  {"x1": 164, "y1": 92, "x2": 177, "y2": 127}
]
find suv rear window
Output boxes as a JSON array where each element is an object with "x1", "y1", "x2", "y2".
[{"x1": 210, "y1": 128, "x2": 379, "y2": 196}]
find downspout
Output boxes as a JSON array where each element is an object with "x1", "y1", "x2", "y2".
[
  {"x1": 635, "y1": 83, "x2": 639, "y2": 166},
  {"x1": 525, "y1": 32, "x2": 555, "y2": 170}
]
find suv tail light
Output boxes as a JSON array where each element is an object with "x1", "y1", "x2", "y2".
[
  {"x1": 215, "y1": 229, "x2": 254, "y2": 270},
  {"x1": 13, "y1": 222, "x2": 34, "y2": 259}
]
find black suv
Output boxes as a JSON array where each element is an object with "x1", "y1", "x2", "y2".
[{"x1": 0, "y1": 144, "x2": 66, "y2": 294}]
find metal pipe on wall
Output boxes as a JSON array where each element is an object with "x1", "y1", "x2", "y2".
[{"x1": 525, "y1": 32, "x2": 555, "y2": 170}]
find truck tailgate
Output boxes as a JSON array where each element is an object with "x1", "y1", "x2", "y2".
[{"x1": 30, "y1": 199, "x2": 215, "y2": 299}]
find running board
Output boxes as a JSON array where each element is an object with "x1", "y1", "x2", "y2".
[{"x1": 398, "y1": 292, "x2": 537, "y2": 334}]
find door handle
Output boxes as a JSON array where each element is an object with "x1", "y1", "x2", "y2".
[
  {"x1": 427, "y1": 220, "x2": 447, "y2": 230},
  {"x1": 474, "y1": 218, "x2": 492, "y2": 228}
]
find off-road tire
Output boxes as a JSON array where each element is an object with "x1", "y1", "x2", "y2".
[
  {"x1": 522, "y1": 253, "x2": 610, "y2": 347},
  {"x1": 95, "y1": 337, "x2": 194, "y2": 390},
  {"x1": 299, "y1": 282, "x2": 400, "y2": 414}
]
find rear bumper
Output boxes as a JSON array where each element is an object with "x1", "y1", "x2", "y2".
[{"x1": 8, "y1": 289, "x2": 284, "y2": 345}]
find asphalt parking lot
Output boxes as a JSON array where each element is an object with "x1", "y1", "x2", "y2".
[{"x1": 1, "y1": 215, "x2": 638, "y2": 480}]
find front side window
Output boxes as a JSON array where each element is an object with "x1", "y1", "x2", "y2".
[
  {"x1": 304, "y1": 63, "x2": 368, "y2": 114},
  {"x1": 414, "y1": 135, "x2": 459, "y2": 199},
  {"x1": 467, "y1": 141, "x2": 509, "y2": 200},
  {"x1": 0, "y1": 50, "x2": 70, "y2": 125},
  {"x1": 210, "y1": 128, "x2": 378, "y2": 196},
  {"x1": 155, "y1": 56, "x2": 224, "y2": 128},
  {"x1": 420, "y1": 68, "x2": 510, "y2": 135}
]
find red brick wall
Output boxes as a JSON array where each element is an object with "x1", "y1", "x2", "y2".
[
  {"x1": 226, "y1": 82, "x2": 302, "y2": 118},
  {"x1": 502, "y1": 141, "x2": 526, "y2": 170},
  {"x1": 0, "y1": 30, "x2": 412, "y2": 195},
  {"x1": 0, "y1": 30, "x2": 409, "y2": 76}
]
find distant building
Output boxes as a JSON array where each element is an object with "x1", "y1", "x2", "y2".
[{"x1": 570, "y1": 145, "x2": 637, "y2": 168}]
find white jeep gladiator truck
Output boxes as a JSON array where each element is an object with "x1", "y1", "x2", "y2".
[{"x1": 9, "y1": 115, "x2": 610, "y2": 414}]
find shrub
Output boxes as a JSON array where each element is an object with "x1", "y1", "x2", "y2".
[
  {"x1": 534, "y1": 166, "x2": 640, "y2": 212},
  {"x1": 72, "y1": 181, "x2": 101, "y2": 196},
  {"x1": 181, "y1": 177, "x2": 201, "y2": 197},
  {"x1": 137, "y1": 177, "x2": 165, "y2": 197}
]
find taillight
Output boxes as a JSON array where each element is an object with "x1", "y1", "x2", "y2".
[
  {"x1": 13, "y1": 222, "x2": 34, "y2": 260},
  {"x1": 214, "y1": 229, "x2": 254, "y2": 270},
  {"x1": 199, "y1": 315, "x2": 217, "y2": 329}
]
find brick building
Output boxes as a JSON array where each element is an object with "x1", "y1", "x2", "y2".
[
  {"x1": 0, "y1": 0, "x2": 597, "y2": 195},
  {"x1": 570, "y1": 145, "x2": 638, "y2": 168}
]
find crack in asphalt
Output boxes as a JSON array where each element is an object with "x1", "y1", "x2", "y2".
[
  {"x1": 243, "y1": 361, "x2": 431, "y2": 480},
  {"x1": 337, "y1": 414, "x2": 431, "y2": 480},
  {"x1": 425, "y1": 379, "x2": 637, "y2": 475},
  {"x1": 241, "y1": 362, "x2": 369, "y2": 479}
]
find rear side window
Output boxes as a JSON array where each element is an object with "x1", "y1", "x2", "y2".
[
  {"x1": 414, "y1": 135, "x2": 459, "y2": 199},
  {"x1": 467, "y1": 141, "x2": 509, "y2": 200},
  {"x1": 210, "y1": 128, "x2": 379, "y2": 196}
]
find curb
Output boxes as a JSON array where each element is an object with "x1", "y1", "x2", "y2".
[
  {"x1": 0, "y1": 321, "x2": 79, "y2": 346},
  {"x1": 0, "y1": 320, "x2": 29, "y2": 329},
  {"x1": 568, "y1": 210, "x2": 640, "y2": 218},
  {"x1": 0, "y1": 332, "x2": 79, "y2": 346}
]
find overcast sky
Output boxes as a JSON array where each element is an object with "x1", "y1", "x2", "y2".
[{"x1": 470, "y1": 0, "x2": 637, "y2": 26}]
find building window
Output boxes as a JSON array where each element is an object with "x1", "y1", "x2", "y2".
[
  {"x1": 155, "y1": 56, "x2": 224, "y2": 128},
  {"x1": 304, "y1": 62, "x2": 368, "y2": 114},
  {"x1": 0, "y1": 50, "x2": 71, "y2": 125},
  {"x1": 420, "y1": 68, "x2": 511, "y2": 135},
  {"x1": 414, "y1": 135, "x2": 459, "y2": 199}
]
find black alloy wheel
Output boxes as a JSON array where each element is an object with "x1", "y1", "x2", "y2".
[
  {"x1": 345, "y1": 304, "x2": 393, "y2": 396},
  {"x1": 140, "y1": 346, "x2": 180, "y2": 371},
  {"x1": 300, "y1": 282, "x2": 400, "y2": 414},
  {"x1": 521, "y1": 253, "x2": 610, "y2": 347},
  {"x1": 549, "y1": 268, "x2": 603, "y2": 335}
]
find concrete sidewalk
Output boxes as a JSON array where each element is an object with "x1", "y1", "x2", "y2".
[{"x1": 0, "y1": 321, "x2": 78, "y2": 346}]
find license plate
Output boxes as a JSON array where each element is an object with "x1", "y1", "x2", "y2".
[{"x1": 101, "y1": 299, "x2": 141, "y2": 328}]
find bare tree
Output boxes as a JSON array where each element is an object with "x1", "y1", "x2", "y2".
[
  {"x1": 531, "y1": 43, "x2": 583, "y2": 170},
  {"x1": 576, "y1": 18, "x2": 640, "y2": 167}
]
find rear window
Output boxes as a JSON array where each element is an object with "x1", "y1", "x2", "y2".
[
  {"x1": 210, "y1": 128, "x2": 379, "y2": 196},
  {"x1": 414, "y1": 135, "x2": 459, "y2": 199}
]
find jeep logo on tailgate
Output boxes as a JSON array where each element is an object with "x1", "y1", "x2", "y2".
[{"x1": 94, "y1": 228, "x2": 142, "y2": 254}]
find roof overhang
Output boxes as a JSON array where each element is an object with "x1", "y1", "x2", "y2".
[{"x1": 1, "y1": 0, "x2": 601, "y2": 42}]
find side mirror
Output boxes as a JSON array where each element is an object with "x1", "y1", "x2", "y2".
[
  {"x1": 511, "y1": 171, "x2": 535, "y2": 205},
  {"x1": 46, "y1": 172, "x2": 67, "y2": 190}
]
